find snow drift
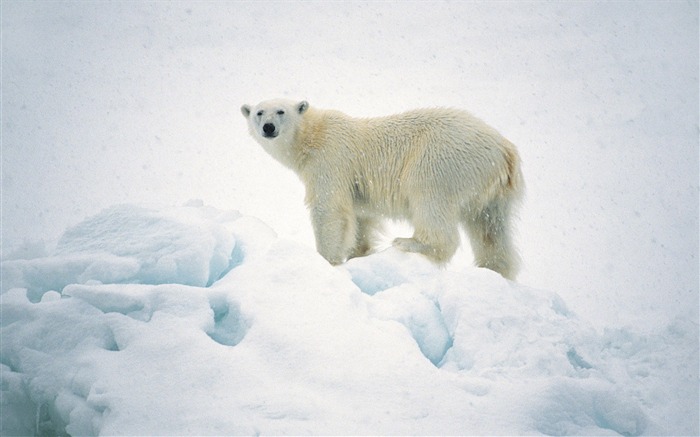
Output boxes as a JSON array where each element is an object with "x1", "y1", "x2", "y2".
[{"x1": 2, "y1": 204, "x2": 696, "y2": 435}]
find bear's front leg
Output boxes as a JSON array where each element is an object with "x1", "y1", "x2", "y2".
[{"x1": 310, "y1": 205, "x2": 357, "y2": 265}]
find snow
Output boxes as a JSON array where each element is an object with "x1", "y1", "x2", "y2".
[
  {"x1": 1, "y1": 204, "x2": 697, "y2": 435},
  {"x1": 3, "y1": 204, "x2": 240, "y2": 301},
  {"x1": 1, "y1": 1, "x2": 698, "y2": 436}
]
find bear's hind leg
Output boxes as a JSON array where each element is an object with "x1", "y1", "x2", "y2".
[{"x1": 463, "y1": 199, "x2": 520, "y2": 280}]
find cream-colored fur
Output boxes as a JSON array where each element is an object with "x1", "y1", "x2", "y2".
[{"x1": 241, "y1": 99, "x2": 524, "y2": 279}]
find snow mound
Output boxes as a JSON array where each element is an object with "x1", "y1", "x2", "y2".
[
  {"x1": 1, "y1": 203, "x2": 247, "y2": 300},
  {"x1": 1, "y1": 204, "x2": 697, "y2": 435}
]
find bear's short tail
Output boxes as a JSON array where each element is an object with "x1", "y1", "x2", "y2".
[{"x1": 504, "y1": 142, "x2": 524, "y2": 199}]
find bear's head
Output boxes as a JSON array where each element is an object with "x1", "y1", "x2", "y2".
[
  {"x1": 241, "y1": 99, "x2": 309, "y2": 169},
  {"x1": 241, "y1": 99, "x2": 309, "y2": 141}
]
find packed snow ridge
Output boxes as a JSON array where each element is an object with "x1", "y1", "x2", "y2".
[{"x1": 1, "y1": 203, "x2": 697, "y2": 435}]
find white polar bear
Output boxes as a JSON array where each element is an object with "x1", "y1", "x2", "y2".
[{"x1": 241, "y1": 99, "x2": 524, "y2": 279}]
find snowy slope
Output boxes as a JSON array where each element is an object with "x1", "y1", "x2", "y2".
[{"x1": 1, "y1": 204, "x2": 697, "y2": 435}]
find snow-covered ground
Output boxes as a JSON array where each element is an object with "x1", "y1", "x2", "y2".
[
  {"x1": 2, "y1": 1, "x2": 698, "y2": 435},
  {"x1": 2, "y1": 203, "x2": 697, "y2": 435}
]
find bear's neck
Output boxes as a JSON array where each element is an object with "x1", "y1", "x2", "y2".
[
  {"x1": 272, "y1": 108, "x2": 360, "y2": 173},
  {"x1": 259, "y1": 134, "x2": 299, "y2": 171},
  {"x1": 287, "y1": 108, "x2": 330, "y2": 171}
]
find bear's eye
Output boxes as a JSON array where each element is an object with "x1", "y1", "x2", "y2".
[
  {"x1": 277, "y1": 110, "x2": 285, "y2": 115},
  {"x1": 256, "y1": 110, "x2": 264, "y2": 116}
]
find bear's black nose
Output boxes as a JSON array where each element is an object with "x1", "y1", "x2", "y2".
[{"x1": 262, "y1": 123, "x2": 276, "y2": 136}]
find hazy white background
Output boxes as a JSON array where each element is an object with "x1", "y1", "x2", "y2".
[
  {"x1": 1, "y1": 2, "x2": 698, "y2": 435},
  {"x1": 2, "y1": 1, "x2": 698, "y2": 327}
]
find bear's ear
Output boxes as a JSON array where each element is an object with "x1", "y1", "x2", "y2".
[
  {"x1": 241, "y1": 104, "x2": 251, "y2": 118},
  {"x1": 297, "y1": 101, "x2": 309, "y2": 114}
]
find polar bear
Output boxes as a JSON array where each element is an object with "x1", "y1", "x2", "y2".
[{"x1": 241, "y1": 99, "x2": 524, "y2": 279}]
